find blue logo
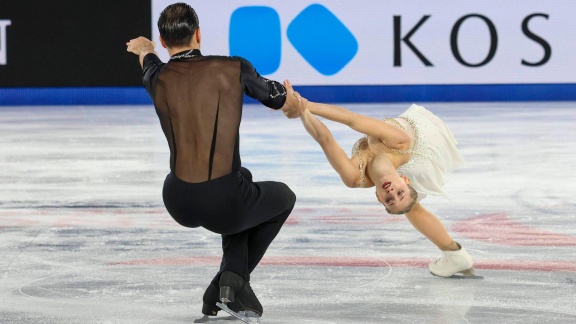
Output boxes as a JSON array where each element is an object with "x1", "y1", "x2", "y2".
[
  {"x1": 287, "y1": 4, "x2": 358, "y2": 76},
  {"x1": 229, "y1": 5, "x2": 358, "y2": 76},
  {"x1": 229, "y1": 7, "x2": 281, "y2": 75}
]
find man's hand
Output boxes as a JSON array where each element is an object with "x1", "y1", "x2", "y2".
[
  {"x1": 126, "y1": 36, "x2": 156, "y2": 56},
  {"x1": 281, "y1": 79, "x2": 306, "y2": 119},
  {"x1": 126, "y1": 36, "x2": 159, "y2": 68}
]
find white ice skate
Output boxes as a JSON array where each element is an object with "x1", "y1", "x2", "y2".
[{"x1": 429, "y1": 242, "x2": 475, "y2": 277}]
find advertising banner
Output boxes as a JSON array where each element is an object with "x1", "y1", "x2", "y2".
[
  {"x1": 152, "y1": 0, "x2": 575, "y2": 86},
  {"x1": 1, "y1": 1, "x2": 575, "y2": 105}
]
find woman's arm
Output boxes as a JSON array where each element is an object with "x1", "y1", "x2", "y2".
[
  {"x1": 300, "y1": 109, "x2": 360, "y2": 188},
  {"x1": 306, "y1": 101, "x2": 411, "y2": 150}
]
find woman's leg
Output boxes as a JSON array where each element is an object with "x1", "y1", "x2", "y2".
[
  {"x1": 406, "y1": 203, "x2": 475, "y2": 277},
  {"x1": 405, "y1": 203, "x2": 459, "y2": 251}
]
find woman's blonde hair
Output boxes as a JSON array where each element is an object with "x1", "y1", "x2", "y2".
[{"x1": 385, "y1": 184, "x2": 418, "y2": 215}]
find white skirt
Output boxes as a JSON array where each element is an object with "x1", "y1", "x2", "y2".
[{"x1": 396, "y1": 104, "x2": 464, "y2": 200}]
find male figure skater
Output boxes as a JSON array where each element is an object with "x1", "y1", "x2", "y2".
[{"x1": 126, "y1": 2, "x2": 303, "y2": 321}]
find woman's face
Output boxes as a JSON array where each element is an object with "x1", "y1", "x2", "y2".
[{"x1": 375, "y1": 175, "x2": 412, "y2": 213}]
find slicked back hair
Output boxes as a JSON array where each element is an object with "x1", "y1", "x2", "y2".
[{"x1": 158, "y1": 3, "x2": 199, "y2": 48}]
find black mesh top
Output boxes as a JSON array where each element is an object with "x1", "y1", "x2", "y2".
[{"x1": 142, "y1": 49, "x2": 287, "y2": 183}]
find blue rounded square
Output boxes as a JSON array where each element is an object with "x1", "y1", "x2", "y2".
[
  {"x1": 229, "y1": 7, "x2": 281, "y2": 75},
  {"x1": 288, "y1": 4, "x2": 358, "y2": 76}
]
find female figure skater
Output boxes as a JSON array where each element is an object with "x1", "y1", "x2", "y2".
[{"x1": 283, "y1": 80, "x2": 474, "y2": 277}]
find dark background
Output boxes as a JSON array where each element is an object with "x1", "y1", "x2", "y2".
[{"x1": 0, "y1": 0, "x2": 151, "y2": 87}]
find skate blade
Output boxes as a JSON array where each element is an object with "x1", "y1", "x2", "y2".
[
  {"x1": 194, "y1": 315, "x2": 243, "y2": 323},
  {"x1": 193, "y1": 314, "x2": 240, "y2": 323},
  {"x1": 216, "y1": 302, "x2": 260, "y2": 323},
  {"x1": 431, "y1": 267, "x2": 484, "y2": 279}
]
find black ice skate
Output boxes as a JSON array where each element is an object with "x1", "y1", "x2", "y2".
[
  {"x1": 215, "y1": 302, "x2": 261, "y2": 324},
  {"x1": 217, "y1": 271, "x2": 263, "y2": 323},
  {"x1": 202, "y1": 280, "x2": 244, "y2": 316}
]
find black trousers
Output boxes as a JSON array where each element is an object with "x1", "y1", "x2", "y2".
[{"x1": 163, "y1": 167, "x2": 296, "y2": 282}]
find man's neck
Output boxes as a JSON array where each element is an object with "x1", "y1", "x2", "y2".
[{"x1": 167, "y1": 45, "x2": 199, "y2": 57}]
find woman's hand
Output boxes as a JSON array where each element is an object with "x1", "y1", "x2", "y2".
[{"x1": 281, "y1": 79, "x2": 307, "y2": 119}]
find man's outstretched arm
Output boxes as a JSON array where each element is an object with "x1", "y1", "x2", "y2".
[
  {"x1": 126, "y1": 36, "x2": 159, "y2": 68},
  {"x1": 126, "y1": 36, "x2": 163, "y2": 95}
]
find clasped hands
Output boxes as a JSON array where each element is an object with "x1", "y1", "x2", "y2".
[{"x1": 281, "y1": 79, "x2": 307, "y2": 119}]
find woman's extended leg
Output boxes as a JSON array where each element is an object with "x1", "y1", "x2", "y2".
[
  {"x1": 405, "y1": 203, "x2": 474, "y2": 277},
  {"x1": 405, "y1": 203, "x2": 458, "y2": 251}
]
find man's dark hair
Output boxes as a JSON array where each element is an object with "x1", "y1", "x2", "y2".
[{"x1": 158, "y1": 3, "x2": 199, "y2": 48}]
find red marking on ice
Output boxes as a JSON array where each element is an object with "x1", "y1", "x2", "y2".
[
  {"x1": 317, "y1": 214, "x2": 403, "y2": 225},
  {"x1": 284, "y1": 215, "x2": 299, "y2": 225},
  {"x1": 110, "y1": 256, "x2": 576, "y2": 272},
  {"x1": 453, "y1": 213, "x2": 576, "y2": 246},
  {"x1": 52, "y1": 215, "x2": 135, "y2": 228},
  {"x1": 289, "y1": 207, "x2": 403, "y2": 225},
  {"x1": 259, "y1": 256, "x2": 427, "y2": 268},
  {"x1": 475, "y1": 259, "x2": 576, "y2": 272},
  {"x1": 294, "y1": 208, "x2": 316, "y2": 214},
  {"x1": 111, "y1": 256, "x2": 221, "y2": 266},
  {"x1": 109, "y1": 256, "x2": 427, "y2": 268},
  {"x1": 0, "y1": 208, "x2": 178, "y2": 228}
]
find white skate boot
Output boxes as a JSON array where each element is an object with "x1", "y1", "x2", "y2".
[{"x1": 429, "y1": 242, "x2": 475, "y2": 277}]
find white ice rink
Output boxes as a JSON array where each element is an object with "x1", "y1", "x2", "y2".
[{"x1": 1, "y1": 102, "x2": 575, "y2": 323}]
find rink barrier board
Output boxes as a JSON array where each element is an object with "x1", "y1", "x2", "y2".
[{"x1": 1, "y1": 84, "x2": 575, "y2": 106}]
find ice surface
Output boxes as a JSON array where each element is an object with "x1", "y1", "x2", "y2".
[{"x1": 1, "y1": 102, "x2": 575, "y2": 323}]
